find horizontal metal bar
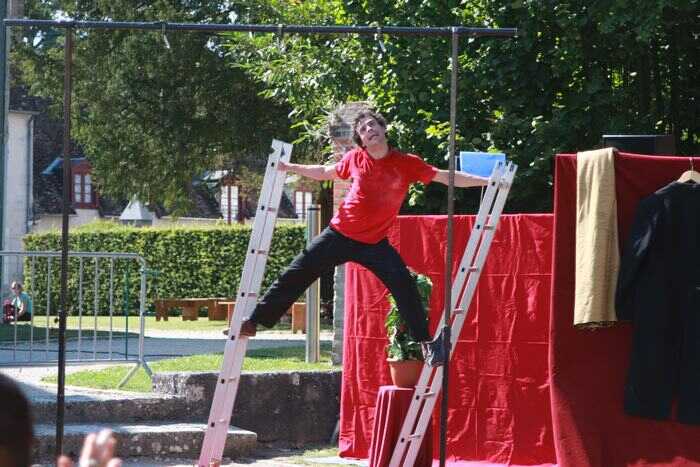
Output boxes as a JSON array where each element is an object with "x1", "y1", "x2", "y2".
[
  {"x1": 3, "y1": 19, "x2": 517, "y2": 38},
  {"x1": 0, "y1": 358, "x2": 139, "y2": 368},
  {"x1": 0, "y1": 250, "x2": 146, "y2": 265}
]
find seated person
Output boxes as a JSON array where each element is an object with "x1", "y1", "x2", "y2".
[{"x1": 4, "y1": 281, "x2": 32, "y2": 323}]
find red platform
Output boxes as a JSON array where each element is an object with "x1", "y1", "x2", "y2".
[{"x1": 368, "y1": 385, "x2": 433, "y2": 467}]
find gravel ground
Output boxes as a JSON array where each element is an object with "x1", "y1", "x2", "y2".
[{"x1": 30, "y1": 444, "x2": 367, "y2": 467}]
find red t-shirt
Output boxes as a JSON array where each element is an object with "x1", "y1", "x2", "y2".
[{"x1": 330, "y1": 147, "x2": 437, "y2": 244}]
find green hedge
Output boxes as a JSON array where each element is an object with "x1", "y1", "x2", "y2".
[{"x1": 23, "y1": 223, "x2": 306, "y2": 316}]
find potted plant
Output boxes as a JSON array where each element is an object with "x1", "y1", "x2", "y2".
[{"x1": 385, "y1": 272, "x2": 433, "y2": 388}]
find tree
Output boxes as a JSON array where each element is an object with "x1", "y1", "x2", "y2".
[
  {"x1": 223, "y1": 0, "x2": 699, "y2": 213},
  {"x1": 14, "y1": 0, "x2": 296, "y2": 214}
]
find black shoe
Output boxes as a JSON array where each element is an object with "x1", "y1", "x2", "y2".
[
  {"x1": 421, "y1": 332, "x2": 446, "y2": 368},
  {"x1": 222, "y1": 319, "x2": 257, "y2": 337},
  {"x1": 239, "y1": 319, "x2": 257, "y2": 337}
]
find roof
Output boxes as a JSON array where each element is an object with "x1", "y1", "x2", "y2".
[
  {"x1": 41, "y1": 157, "x2": 88, "y2": 175},
  {"x1": 119, "y1": 199, "x2": 154, "y2": 222}
]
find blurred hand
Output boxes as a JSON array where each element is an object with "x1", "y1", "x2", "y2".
[{"x1": 58, "y1": 429, "x2": 122, "y2": 467}]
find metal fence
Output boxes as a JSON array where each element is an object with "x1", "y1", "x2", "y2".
[{"x1": 0, "y1": 251, "x2": 151, "y2": 387}]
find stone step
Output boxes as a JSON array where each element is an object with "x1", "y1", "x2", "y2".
[
  {"x1": 31, "y1": 392, "x2": 206, "y2": 424},
  {"x1": 33, "y1": 422, "x2": 256, "y2": 462}
]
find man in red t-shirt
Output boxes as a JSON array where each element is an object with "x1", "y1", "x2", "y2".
[{"x1": 239, "y1": 110, "x2": 487, "y2": 366}]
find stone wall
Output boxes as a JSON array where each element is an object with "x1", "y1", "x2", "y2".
[{"x1": 153, "y1": 370, "x2": 341, "y2": 444}]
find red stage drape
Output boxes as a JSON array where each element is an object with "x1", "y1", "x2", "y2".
[
  {"x1": 339, "y1": 214, "x2": 556, "y2": 466},
  {"x1": 550, "y1": 152, "x2": 700, "y2": 467}
]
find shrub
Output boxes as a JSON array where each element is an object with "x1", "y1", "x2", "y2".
[
  {"x1": 22, "y1": 222, "x2": 305, "y2": 315},
  {"x1": 385, "y1": 272, "x2": 432, "y2": 361}
]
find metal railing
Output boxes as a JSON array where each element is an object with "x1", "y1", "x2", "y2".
[{"x1": 0, "y1": 251, "x2": 152, "y2": 387}]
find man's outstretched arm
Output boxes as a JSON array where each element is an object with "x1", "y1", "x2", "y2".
[
  {"x1": 278, "y1": 161, "x2": 339, "y2": 181},
  {"x1": 433, "y1": 169, "x2": 489, "y2": 188}
]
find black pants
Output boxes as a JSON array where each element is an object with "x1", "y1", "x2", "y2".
[{"x1": 250, "y1": 227, "x2": 430, "y2": 342}]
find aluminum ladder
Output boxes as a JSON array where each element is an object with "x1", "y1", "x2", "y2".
[
  {"x1": 198, "y1": 140, "x2": 292, "y2": 466},
  {"x1": 389, "y1": 161, "x2": 517, "y2": 467}
]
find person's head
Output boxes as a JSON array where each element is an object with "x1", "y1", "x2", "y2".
[
  {"x1": 352, "y1": 110, "x2": 388, "y2": 148},
  {"x1": 0, "y1": 374, "x2": 33, "y2": 467},
  {"x1": 10, "y1": 281, "x2": 22, "y2": 296}
]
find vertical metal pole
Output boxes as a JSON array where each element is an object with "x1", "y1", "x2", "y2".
[
  {"x1": 0, "y1": 8, "x2": 8, "y2": 282},
  {"x1": 93, "y1": 257, "x2": 98, "y2": 359},
  {"x1": 440, "y1": 27, "x2": 460, "y2": 467},
  {"x1": 138, "y1": 261, "x2": 151, "y2": 376},
  {"x1": 46, "y1": 257, "x2": 51, "y2": 359},
  {"x1": 78, "y1": 257, "x2": 84, "y2": 360},
  {"x1": 108, "y1": 257, "x2": 114, "y2": 359},
  {"x1": 305, "y1": 204, "x2": 321, "y2": 363},
  {"x1": 30, "y1": 256, "x2": 35, "y2": 359},
  {"x1": 227, "y1": 185, "x2": 232, "y2": 224},
  {"x1": 123, "y1": 263, "x2": 130, "y2": 359},
  {"x1": 56, "y1": 25, "x2": 74, "y2": 459}
]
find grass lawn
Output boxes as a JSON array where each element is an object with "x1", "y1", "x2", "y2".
[
  {"x1": 43, "y1": 342, "x2": 337, "y2": 393},
  {"x1": 262, "y1": 445, "x2": 343, "y2": 465}
]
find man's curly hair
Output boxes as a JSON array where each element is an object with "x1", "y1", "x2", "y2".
[{"x1": 352, "y1": 110, "x2": 387, "y2": 147}]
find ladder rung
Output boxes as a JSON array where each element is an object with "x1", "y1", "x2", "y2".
[
  {"x1": 468, "y1": 266, "x2": 479, "y2": 272},
  {"x1": 218, "y1": 376, "x2": 239, "y2": 384},
  {"x1": 409, "y1": 433, "x2": 424, "y2": 440},
  {"x1": 239, "y1": 292, "x2": 258, "y2": 298},
  {"x1": 418, "y1": 391, "x2": 437, "y2": 399},
  {"x1": 483, "y1": 225, "x2": 495, "y2": 230},
  {"x1": 453, "y1": 308, "x2": 466, "y2": 314},
  {"x1": 267, "y1": 207, "x2": 277, "y2": 212},
  {"x1": 250, "y1": 249, "x2": 268, "y2": 255}
]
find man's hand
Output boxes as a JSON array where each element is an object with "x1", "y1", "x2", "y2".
[
  {"x1": 275, "y1": 161, "x2": 337, "y2": 181},
  {"x1": 433, "y1": 169, "x2": 489, "y2": 188}
]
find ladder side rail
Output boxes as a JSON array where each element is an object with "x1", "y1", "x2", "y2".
[
  {"x1": 408, "y1": 164, "x2": 518, "y2": 465},
  {"x1": 199, "y1": 158, "x2": 286, "y2": 464},
  {"x1": 448, "y1": 163, "x2": 517, "y2": 359},
  {"x1": 240, "y1": 141, "x2": 292, "y2": 302},
  {"x1": 199, "y1": 337, "x2": 249, "y2": 463},
  {"x1": 198, "y1": 141, "x2": 291, "y2": 466},
  {"x1": 202, "y1": 141, "x2": 291, "y2": 446},
  {"x1": 399, "y1": 366, "x2": 444, "y2": 466},
  {"x1": 389, "y1": 165, "x2": 507, "y2": 467},
  {"x1": 448, "y1": 162, "x2": 506, "y2": 317},
  {"x1": 236, "y1": 140, "x2": 291, "y2": 304},
  {"x1": 404, "y1": 164, "x2": 518, "y2": 464},
  {"x1": 389, "y1": 163, "x2": 506, "y2": 467},
  {"x1": 389, "y1": 163, "x2": 516, "y2": 467},
  {"x1": 405, "y1": 161, "x2": 505, "y2": 398}
]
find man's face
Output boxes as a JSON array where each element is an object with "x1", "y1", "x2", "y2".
[
  {"x1": 11, "y1": 286, "x2": 20, "y2": 296},
  {"x1": 356, "y1": 117, "x2": 387, "y2": 147}
]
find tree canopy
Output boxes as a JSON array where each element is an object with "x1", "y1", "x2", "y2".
[
  {"x1": 14, "y1": 0, "x2": 699, "y2": 213},
  {"x1": 224, "y1": 0, "x2": 699, "y2": 212},
  {"x1": 14, "y1": 0, "x2": 296, "y2": 214}
]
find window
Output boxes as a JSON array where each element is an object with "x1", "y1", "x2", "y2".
[
  {"x1": 295, "y1": 191, "x2": 313, "y2": 219},
  {"x1": 72, "y1": 168, "x2": 97, "y2": 208},
  {"x1": 221, "y1": 185, "x2": 239, "y2": 223}
]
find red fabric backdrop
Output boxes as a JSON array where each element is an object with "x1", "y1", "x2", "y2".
[
  {"x1": 550, "y1": 152, "x2": 700, "y2": 467},
  {"x1": 339, "y1": 214, "x2": 556, "y2": 465}
]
